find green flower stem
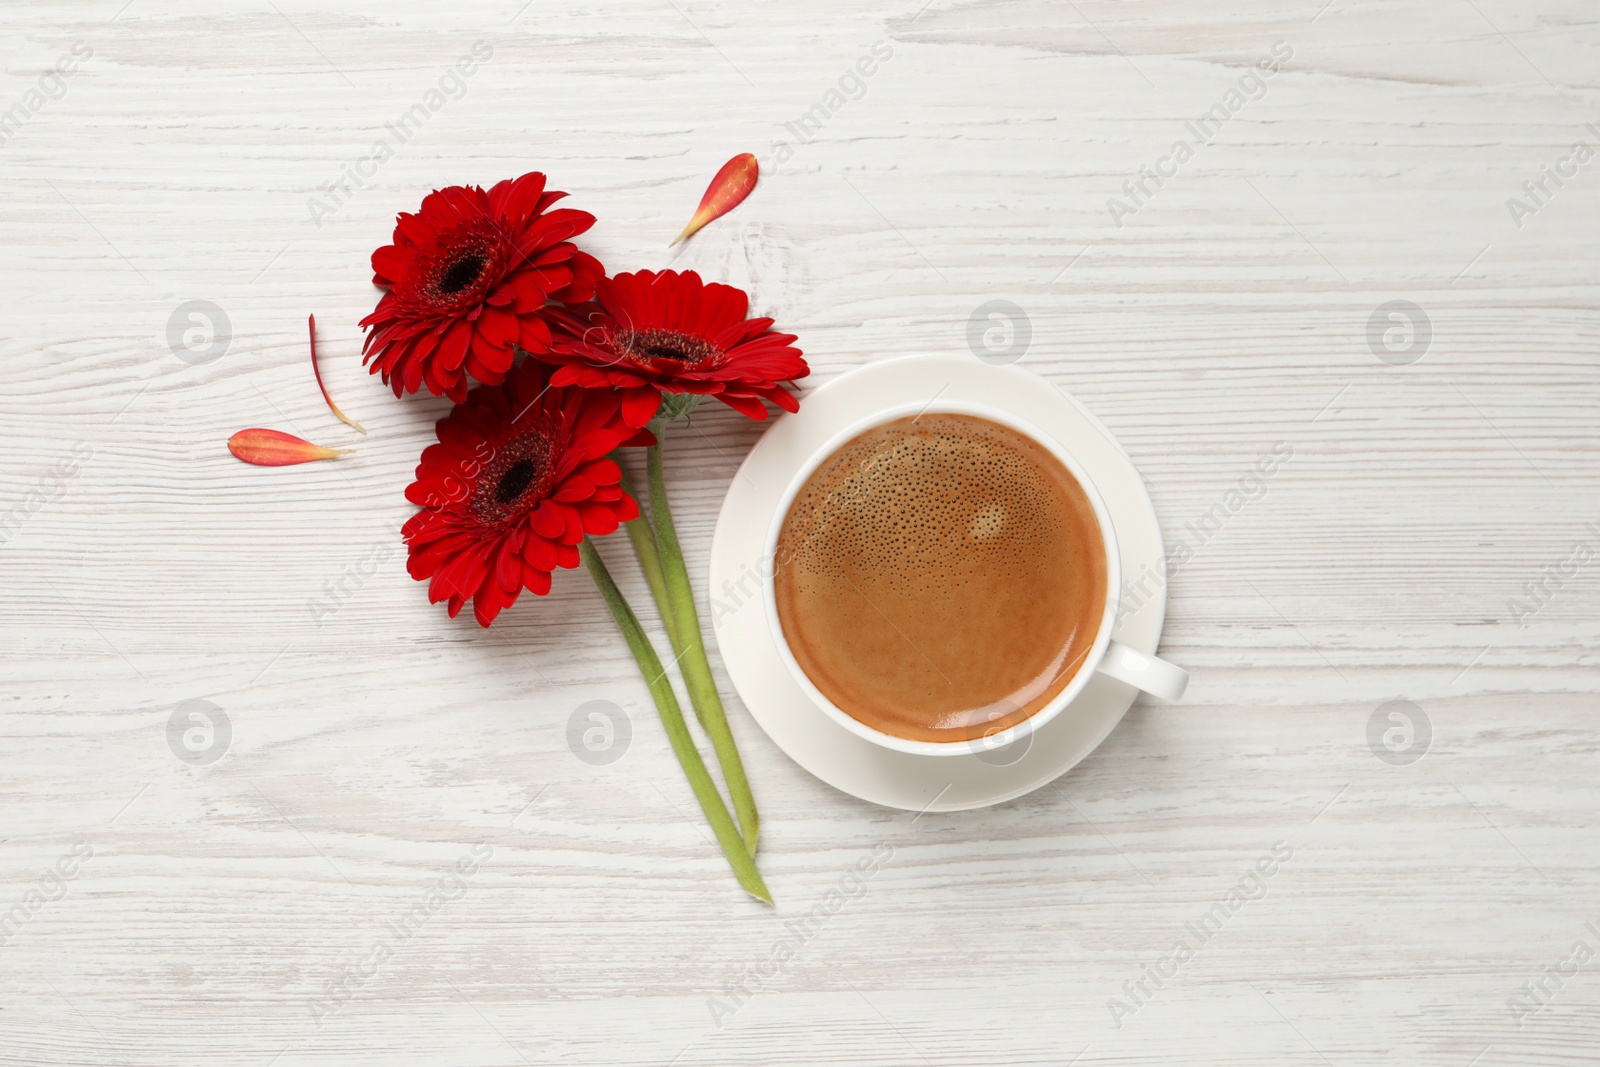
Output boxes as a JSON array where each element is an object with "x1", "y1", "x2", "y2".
[
  {"x1": 580, "y1": 538, "x2": 772, "y2": 905},
  {"x1": 615, "y1": 462, "x2": 680, "y2": 655},
  {"x1": 646, "y1": 423, "x2": 761, "y2": 855}
]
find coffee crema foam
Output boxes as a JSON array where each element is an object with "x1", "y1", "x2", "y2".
[{"x1": 774, "y1": 413, "x2": 1108, "y2": 743}]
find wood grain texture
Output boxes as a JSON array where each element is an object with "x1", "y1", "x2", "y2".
[{"x1": 1, "y1": 1, "x2": 1597, "y2": 1064}]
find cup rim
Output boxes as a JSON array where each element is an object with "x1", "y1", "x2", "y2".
[{"x1": 761, "y1": 399, "x2": 1123, "y2": 757}]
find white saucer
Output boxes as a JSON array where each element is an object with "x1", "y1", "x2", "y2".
[{"x1": 708, "y1": 354, "x2": 1168, "y2": 812}]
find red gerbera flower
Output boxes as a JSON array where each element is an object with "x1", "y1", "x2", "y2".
[
  {"x1": 544, "y1": 269, "x2": 807, "y2": 425},
  {"x1": 402, "y1": 360, "x2": 652, "y2": 627},
  {"x1": 361, "y1": 172, "x2": 604, "y2": 403}
]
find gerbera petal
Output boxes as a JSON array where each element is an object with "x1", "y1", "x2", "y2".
[
  {"x1": 554, "y1": 476, "x2": 596, "y2": 502},
  {"x1": 463, "y1": 347, "x2": 499, "y2": 385},
  {"x1": 435, "y1": 418, "x2": 484, "y2": 459},
  {"x1": 510, "y1": 271, "x2": 552, "y2": 314},
  {"x1": 699, "y1": 281, "x2": 749, "y2": 333},
  {"x1": 497, "y1": 539, "x2": 523, "y2": 592},
  {"x1": 472, "y1": 576, "x2": 506, "y2": 627},
  {"x1": 550, "y1": 364, "x2": 611, "y2": 389},
  {"x1": 372, "y1": 244, "x2": 409, "y2": 284},
  {"x1": 522, "y1": 564, "x2": 553, "y2": 596},
  {"x1": 581, "y1": 459, "x2": 622, "y2": 486},
  {"x1": 487, "y1": 171, "x2": 548, "y2": 224},
  {"x1": 560, "y1": 505, "x2": 585, "y2": 545},
  {"x1": 470, "y1": 328, "x2": 515, "y2": 377},
  {"x1": 478, "y1": 306, "x2": 519, "y2": 348},
  {"x1": 422, "y1": 357, "x2": 450, "y2": 400},
  {"x1": 622, "y1": 387, "x2": 662, "y2": 428},
  {"x1": 438, "y1": 319, "x2": 473, "y2": 373},
  {"x1": 517, "y1": 315, "x2": 553, "y2": 354},
  {"x1": 517, "y1": 209, "x2": 595, "y2": 257},
  {"x1": 578, "y1": 502, "x2": 621, "y2": 536},
  {"x1": 716, "y1": 391, "x2": 771, "y2": 420},
  {"x1": 759, "y1": 382, "x2": 802, "y2": 413},
  {"x1": 523, "y1": 534, "x2": 558, "y2": 572},
  {"x1": 550, "y1": 249, "x2": 605, "y2": 303},
  {"x1": 400, "y1": 345, "x2": 428, "y2": 397},
  {"x1": 531, "y1": 500, "x2": 565, "y2": 539}
]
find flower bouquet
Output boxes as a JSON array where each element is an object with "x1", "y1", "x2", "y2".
[{"x1": 360, "y1": 165, "x2": 804, "y2": 902}]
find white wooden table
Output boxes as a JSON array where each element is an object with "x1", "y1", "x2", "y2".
[{"x1": 3, "y1": 2, "x2": 1596, "y2": 1064}]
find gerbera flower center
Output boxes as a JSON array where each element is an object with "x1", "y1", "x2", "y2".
[
  {"x1": 471, "y1": 431, "x2": 555, "y2": 526},
  {"x1": 620, "y1": 327, "x2": 721, "y2": 369},
  {"x1": 437, "y1": 253, "x2": 488, "y2": 296},
  {"x1": 494, "y1": 459, "x2": 539, "y2": 504}
]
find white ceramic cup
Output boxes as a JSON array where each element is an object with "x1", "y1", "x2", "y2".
[{"x1": 762, "y1": 400, "x2": 1188, "y2": 758}]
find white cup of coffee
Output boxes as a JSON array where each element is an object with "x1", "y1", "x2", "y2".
[{"x1": 762, "y1": 400, "x2": 1188, "y2": 758}]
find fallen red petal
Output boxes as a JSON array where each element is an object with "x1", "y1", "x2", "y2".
[
  {"x1": 228, "y1": 428, "x2": 353, "y2": 466},
  {"x1": 670, "y1": 152, "x2": 758, "y2": 246},
  {"x1": 309, "y1": 314, "x2": 368, "y2": 435}
]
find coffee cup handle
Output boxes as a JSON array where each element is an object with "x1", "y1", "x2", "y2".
[{"x1": 1096, "y1": 640, "x2": 1189, "y2": 701}]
